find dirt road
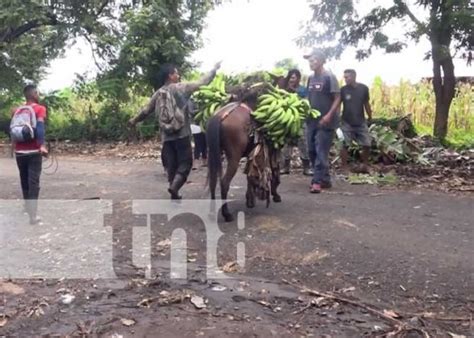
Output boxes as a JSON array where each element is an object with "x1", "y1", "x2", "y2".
[{"x1": 0, "y1": 153, "x2": 472, "y2": 337}]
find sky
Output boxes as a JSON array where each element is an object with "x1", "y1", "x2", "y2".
[{"x1": 40, "y1": 0, "x2": 472, "y2": 91}]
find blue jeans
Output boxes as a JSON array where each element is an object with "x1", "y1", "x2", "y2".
[{"x1": 306, "y1": 120, "x2": 334, "y2": 184}]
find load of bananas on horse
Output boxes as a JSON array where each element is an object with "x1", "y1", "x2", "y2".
[
  {"x1": 192, "y1": 74, "x2": 230, "y2": 131},
  {"x1": 252, "y1": 87, "x2": 321, "y2": 148}
]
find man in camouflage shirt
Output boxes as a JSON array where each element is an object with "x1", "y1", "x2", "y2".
[{"x1": 129, "y1": 62, "x2": 221, "y2": 199}]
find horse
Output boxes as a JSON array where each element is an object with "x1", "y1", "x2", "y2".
[{"x1": 206, "y1": 87, "x2": 282, "y2": 222}]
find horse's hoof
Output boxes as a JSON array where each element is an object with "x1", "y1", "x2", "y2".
[
  {"x1": 223, "y1": 213, "x2": 234, "y2": 222},
  {"x1": 273, "y1": 195, "x2": 282, "y2": 203},
  {"x1": 246, "y1": 200, "x2": 255, "y2": 209}
]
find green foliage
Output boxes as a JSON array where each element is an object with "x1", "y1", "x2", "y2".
[
  {"x1": 274, "y1": 58, "x2": 299, "y2": 71},
  {"x1": 299, "y1": 0, "x2": 473, "y2": 139},
  {"x1": 299, "y1": 0, "x2": 473, "y2": 61},
  {"x1": 348, "y1": 173, "x2": 398, "y2": 185},
  {"x1": 97, "y1": 0, "x2": 215, "y2": 96},
  {"x1": 0, "y1": 0, "x2": 214, "y2": 101},
  {"x1": 370, "y1": 78, "x2": 473, "y2": 145},
  {"x1": 0, "y1": 0, "x2": 118, "y2": 94},
  {"x1": 42, "y1": 83, "x2": 150, "y2": 141},
  {"x1": 272, "y1": 58, "x2": 300, "y2": 76}
]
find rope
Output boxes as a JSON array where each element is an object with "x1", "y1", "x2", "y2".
[{"x1": 12, "y1": 141, "x2": 59, "y2": 175}]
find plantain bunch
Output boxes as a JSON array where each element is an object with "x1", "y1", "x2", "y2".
[
  {"x1": 192, "y1": 74, "x2": 230, "y2": 131},
  {"x1": 252, "y1": 87, "x2": 321, "y2": 148}
]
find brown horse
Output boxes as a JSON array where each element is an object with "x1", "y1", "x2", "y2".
[{"x1": 206, "y1": 90, "x2": 281, "y2": 222}]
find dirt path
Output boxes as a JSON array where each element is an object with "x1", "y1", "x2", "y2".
[{"x1": 0, "y1": 154, "x2": 472, "y2": 337}]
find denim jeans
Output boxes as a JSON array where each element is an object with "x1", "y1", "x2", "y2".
[{"x1": 306, "y1": 120, "x2": 334, "y2": 184}]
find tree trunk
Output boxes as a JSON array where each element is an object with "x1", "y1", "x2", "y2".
[{"x1": 431, "y1": 51, "x2": 456, "y2": 140}]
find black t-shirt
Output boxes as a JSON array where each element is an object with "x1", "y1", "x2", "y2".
[{"x1": 341, "y1": 83, "x2": 369, "y2": 126}]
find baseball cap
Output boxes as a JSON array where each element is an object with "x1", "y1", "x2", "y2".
[{"x1": 303, "y1": 49, "x2": 327, "y2": 62}]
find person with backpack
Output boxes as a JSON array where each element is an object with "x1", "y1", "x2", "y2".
[
  {"x1": 128, "y1": 62, "x2": 221, "y2": 199},
  {"x1": 10, "y1": 84, "x2": 48, "y2": 224}
]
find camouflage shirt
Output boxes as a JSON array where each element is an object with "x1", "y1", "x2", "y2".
[{"x1": 135, "y1": 70, "x2": 217, "y2": 142}]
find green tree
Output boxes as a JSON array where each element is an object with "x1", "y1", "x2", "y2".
[
  {"x1": 98, "y1": 0, "x2": 214, "y2": 96},
  {"x1": 299, "y1": 0, "x2": 473, "y2": 140},
  {"x1": 0, "y1": 0, "x2": 118, "y2": 93},
  {"x1": 274, "y1": 58, "x2": 299, "y2": 72},
  {"x1": 0, "y1": 0, "x2": 215, "y2": 90}
]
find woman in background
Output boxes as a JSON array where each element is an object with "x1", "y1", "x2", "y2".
[{"x1": 280, "y1": 69, "x2": 312, "y2": 176}]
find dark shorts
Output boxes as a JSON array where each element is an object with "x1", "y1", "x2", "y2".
[{"x1": 341, "y1": 121, "x2": 371, "y2": 147}]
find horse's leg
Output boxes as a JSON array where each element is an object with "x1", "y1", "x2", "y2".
[
  {"x1": 210, "y1": 177, "x2": 217, "y2": 217},
  {"x1": 246, "y1": 177, "x2": 256, "y2": 208},
  {"x1": 271, "y1": 168, "x2": 282, "y2": 203},
  {"x1": 220, "y1": 156, "x2": 240, "y2": 222}
]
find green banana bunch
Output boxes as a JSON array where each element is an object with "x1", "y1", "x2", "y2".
[
  {"x1": 252, "y1": 87, "x2": 321, "y2": 149},
  {"x1": 192, "y1": 74, "x2": 230, "y2": 131}
]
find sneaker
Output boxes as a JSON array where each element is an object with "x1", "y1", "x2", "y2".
[
  {"x1": 320, "y1": 181, "x2": 332, "y2": 189},
  {"x1": 310, "y1": 183, "x2": 321, "y2": 194},
  {"x1": 303, "y1": 167, "x2": 314, "y2": 176}
]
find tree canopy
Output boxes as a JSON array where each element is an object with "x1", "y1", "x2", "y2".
[
  {"x1": 0, "y1": 0, "x2": 216, "y2": 97},
  {"x1": 97, "y1": 0, "x2": 214, "y2": 96},
  {"x1": 299, "y1": 0, "x2": 473, "y2": 139}
]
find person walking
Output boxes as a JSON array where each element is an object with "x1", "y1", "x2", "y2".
[
  {"x1": 279, "y1": 69, "x2": 312, "y2": 176},
  {"x1": 129, "y1": 62, "x2": 221, "y2": 199},
  {"x1": 304, "y1": 50, "x2": 341, "y2": 194},
  {"x1": 188, "y1": 99, "x2": 207, "y2": 169},
  {"x1": 340, "y1": 69, "x2": 373, "y2": 173},
  {"x1": 11, "y1": 84, "x2": 48, "y2": 224},
  {"x1": 191, "y1": 124, "x2": 207, "y2": 169}
]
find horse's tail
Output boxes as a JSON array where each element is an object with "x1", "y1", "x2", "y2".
[{"x1": 206, "y1": 115, "x2": 222, "y2": 198}]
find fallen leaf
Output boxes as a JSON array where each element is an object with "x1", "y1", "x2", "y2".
[
  {"x1": 448, "y1": 333, "x2": 466, "y2": 338},
  {"x1": 335, "y1": 220, "x2": 360, "y2": 230},
  {"x1": 211, "y1": 285, "x2": 227, "y2": 292},
  {"x1": 301, "y1": 250, "x2": 329, "y2": 264},
  {"x1": 222, "y1": 261, "x2": 238, "y2": 273},
  {"x1": 311, "y1": 297, "x2": 328, "y2": 307},
  {"x1": 383, "y1": 309, "x2": 401, "y2": 319},
  {"x1": 121, "y1": 318, "x2": 136, "y2": 327},
  {"x1": 108, "y1": 333, "x2": 123, "y2": 338},
  {"x1": 191, "y1": 296, "x2": 206, "y2": 309},
  {"x1": 0, "y1": 282, "x2": 25, "y2": 295},
  {"x1": 157, "y1": 239, "x2": 172, "y2": 250},
  {"x1": 60, "y1": 294, "x2": 75, "y2": 305},
  {"x1": 137, "y1": 298, "x2": 153, "y2": 308},
  {"x1": 0, "y1": 317, "x2": 8, "y2": 327},
  {"x1": 341, "y1": 286, "x2": 356, "y2": 293}
]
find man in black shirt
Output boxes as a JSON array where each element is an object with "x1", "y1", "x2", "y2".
[{"x1": 340, "y1": 69, "x2": 373, "y2": 172}]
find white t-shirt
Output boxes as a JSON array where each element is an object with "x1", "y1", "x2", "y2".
[{"x1": 190, "y1": 124, "x2": 202, "y2": 134}]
